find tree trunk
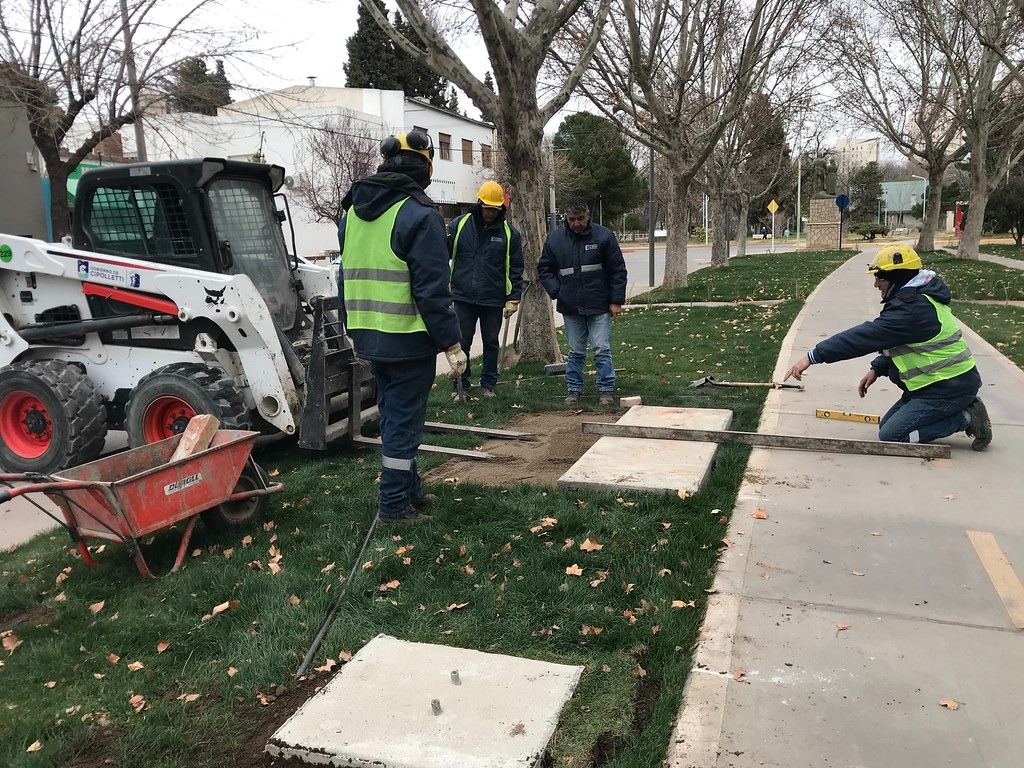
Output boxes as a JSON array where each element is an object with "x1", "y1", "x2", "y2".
[
  {"x1": 505, "y1": 131, "x2": 561, "y2": 363},
  {"x1": 710, "y1": 191, "x2": 728, "y2": 268},
  {"x1": 44, "y1": 157, "x2": 72, "y2": 242},
  {"x1": 916, "y1": 167, "x2": 945, "y2": 252},
  {"x1": 956, "y1": 151, "x2": 989, "y2": 261},
  {"x1": 662, "y1": 169, "x2": 691, "y2": 289},
  {"x1": 736, "y1": 196, "x2": 749, "y2": 257}
]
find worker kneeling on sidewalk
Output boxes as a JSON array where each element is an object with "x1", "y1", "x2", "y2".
[{"x1": 784, "y1": 245, "x2": 992, "y2": 450}]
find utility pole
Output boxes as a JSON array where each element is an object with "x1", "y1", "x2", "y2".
[{"x1": 120, "y1": 0, "x2": 147, "y2": 161}]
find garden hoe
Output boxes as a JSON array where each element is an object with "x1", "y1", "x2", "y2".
[
  {"x1": 690, "y1": 375, "x2": 804, "y2": 390},
  {"x1": 498, "y1": 308, "x2": 522, "y2": 372}
]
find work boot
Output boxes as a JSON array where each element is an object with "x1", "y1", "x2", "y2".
[
  {"x1": 377, "y1": 508, "x2": 432, "y2": 527},
  {"x1": 481, "y1": 388, "x2": 496, "y2": 398},
  {"x1": 964, "y1": 397, "x2": 992, "y2": 451},
  {"x1": 412, "y1": 493, "x2": 438, "y2": 510},
  {"x1": 598, "y1": 392, "x2": 615, "y2": 407},
  {"x1": 564, "y1": 391, "x2": 581, "y2": 407}
]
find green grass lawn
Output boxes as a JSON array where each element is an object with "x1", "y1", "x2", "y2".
[
  {"x1": 1, "y1": 248, "x2": 1021, "y2": 767},
  {"x1": 955, "y1": 303, "x2": 1024, "y2": 370},
  {"x1": 979, "y1": 243, "x2": 1024, "y2": 261}
]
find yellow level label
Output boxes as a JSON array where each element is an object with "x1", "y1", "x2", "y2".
[{"x1": 815, "y1": 408, "x2": 879, "y2": 424}]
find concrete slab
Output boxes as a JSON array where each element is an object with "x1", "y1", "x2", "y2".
[
  {"x1": 557, "y1": 405, "x2": 732, "y2": 495},
  {"x1": 267, "y1": 634, "x2": 584, "y2": 767}
]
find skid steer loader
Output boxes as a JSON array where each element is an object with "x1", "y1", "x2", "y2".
[{"x1": 0, "y1": 157, "x2": 375, "y2": 479}]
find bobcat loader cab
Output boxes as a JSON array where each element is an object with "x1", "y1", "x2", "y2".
[{"x1": 0, "y1": 158, "x2": 373, "y2": 475}]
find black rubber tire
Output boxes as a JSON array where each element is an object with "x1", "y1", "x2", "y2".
[
  {"x1": 0, "y1": 360, "x2": 107, "y2": 473},
  {"x1": 200, "y1": 460, "x2": 269, "y2": 531},
  {"x1": 124, "y1": 362, "x2": 250, "y2": 448}
]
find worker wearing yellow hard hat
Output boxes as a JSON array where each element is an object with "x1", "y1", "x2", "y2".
[
  {"x1": 447, "y1": 180, "x2": 523, "y2": 398},
  {"x1": 785, "y1": 244, "x2": 992, "y2": 450}
]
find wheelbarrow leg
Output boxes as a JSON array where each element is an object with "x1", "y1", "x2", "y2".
[{"x1": 170, "y1": 516, "x2": 200, "y2": 574}]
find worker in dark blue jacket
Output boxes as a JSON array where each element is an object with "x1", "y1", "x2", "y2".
[
  {"x1": 448, "y1": 181, "x2": 523, "y2": 398},
  {"x1": 785, "y1": 245, "x2": 991, "y2": 450},
  {"x1": 538, "y1": 197, "x2": 628, "y2": 407},
  {"x1": 338, "y1": 131, "x2": 466, "y2": 526}
]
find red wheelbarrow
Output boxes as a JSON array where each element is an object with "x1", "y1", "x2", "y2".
[{"x1": 0, "y1": 429, "x2": 282, "y2": 578}]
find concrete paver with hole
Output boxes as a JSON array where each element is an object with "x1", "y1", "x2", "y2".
[{"x1": 267, "y1": 634, "x2": 583, "y2": 767}]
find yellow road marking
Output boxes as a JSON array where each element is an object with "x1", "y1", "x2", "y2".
[{"x1": 967, "y1": 530, "x2": 1024, "y2": 630}]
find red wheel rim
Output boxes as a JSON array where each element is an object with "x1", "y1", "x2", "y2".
[
  {"x1": 142, "y1": 396, "x2": 198, "y2": 443},
  {"x1": 0, "y1": 390, "x2": 53, "y2": 459}
]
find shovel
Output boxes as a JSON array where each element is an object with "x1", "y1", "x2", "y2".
[{"x1": 690, "y1": 375, "x2": 803, "y2": 390}]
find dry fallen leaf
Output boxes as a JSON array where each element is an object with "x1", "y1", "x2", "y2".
[
  {"x1": 314, "y1": 659, "x2": 337, "y2": 674},
  {"x1": 446, "y1": 602, "x2": 470, "y2": 612},
  {"x1": 939, "y1": 698, "x2": 960, "y2": 711},
  {"x1": 579, "y1": 538, "x2": 603, "y2": 552},
  {"x1": 677, "y1": 489, "x2": 688, "y2": 500},
  {"x1": 733, "y1": 669, "x2": 746, "y2": 682},
  {"x1": 268, "y1": 562, "x2": 282, "y2": 575},
  {"x1": 227, "y1": 666, "x2": 238, "y2": 677},
  {"x1": 671, "y1": 600, "x2": 696, "y2": 608},
  {"x1": 851, "y1": 571, "x2": 865, "y2": 577},
  {"x1": 26, "y1": 741, "x2": 43, "y2": 753},
  {"x1": 178, "y1": 693, "x2": 201, "y2": 702},
  {"x1": 156, "y1": 640, "x2": 170, "y2": 654},
  {"x1": 88, "y1": 600, "x2": 105, "y2": 615},
  {"x1": 2, "y1": 634, "x2": 21, "y2": 652},
  {"x1": 127, "y1": 661, "x2": 144, "y2": 672},
  {"x1": 752, "y1": 509, "x2": 768, "y2": 520},
  {"x1": 580, "y1": 625, "x2": 603, "y2": 636},
  {"x1": 288, "y1": 594, "x2": 301, "y2": 605},
  {"x1": 210, "y1": 600, "x2": 241, "y2": 618},
  {"x1": 129, "y1": 694, "x2": 146, "y2": 713},
  {"x1": 44, "y1": 681, "x2": 56, "y2": 689},
  {"x1": 836, "y1": 623, "x2": 851, "y2": 632},
  {"x1": 378, "y1": 580, "x2": 401, "y2": 592},
  {"x1": 338, "y1": 650, "x2": 353, "y2": 662},
  {"x1": 106, "y1": 653, "x2": 120, "y2": 665},
  {"x1": 565, "y1": 564, "x2": 584, "y2": 576}
]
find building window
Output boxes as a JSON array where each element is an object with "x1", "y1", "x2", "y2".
[
  {"x1": 481, "y1": 144, "x2": 492, "y2": 169},
  {"x1": 462, "y1": 138, "x2": 473, "y2": 165},
  {"x1": 438, "y1": 133, "x2": 452, "y2": 161}
]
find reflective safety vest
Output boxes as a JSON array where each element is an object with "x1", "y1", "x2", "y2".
[
  {"x1": 451, "y1": 214, "x2": 513, "y2": 295},
  {"x1": 885, "y1": 295, "x2": 975, "y2": 390},
  {"x1": 342, "y1": 199, "x2": 428, "y2": 334}
]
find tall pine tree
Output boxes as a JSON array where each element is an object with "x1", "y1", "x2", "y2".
[
  {"x1": 167, "y1": 57, "x2": 231, "y2": 115},
  {"x1": 344, "y1": 2, "x2": 452, "y2": 110}
]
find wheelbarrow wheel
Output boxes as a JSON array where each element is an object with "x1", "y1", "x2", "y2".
[
  {"x1": 125, "y1": 362, "x2": 250, "y2": 447},
  {"x1": 201, "y1": 461, "x2": 270, "y2": 531},
  {"x1": 0, "y1": 360, "x2": 107, "y2": 473}
]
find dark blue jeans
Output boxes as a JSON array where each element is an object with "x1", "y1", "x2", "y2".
[
  {"x1": 454, "y1": 300, "x2": 504, "y2": 390},
  {"x1": 878, "y1": 392, "x2": 974, "y2": 444},
  {"x1": 371, "y1": 357, "x2": 436, "y2": 519}
]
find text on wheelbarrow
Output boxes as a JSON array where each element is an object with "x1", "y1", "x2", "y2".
[{"x1": 164, "y1": 473, "x2": 203, "y2": 496}]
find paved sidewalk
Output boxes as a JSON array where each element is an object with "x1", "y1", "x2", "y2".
[{"x1": 668, "y1": 249, "x2": 1024, "y2": 767}]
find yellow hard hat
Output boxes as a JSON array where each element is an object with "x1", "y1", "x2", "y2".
[
  {"x1": 380, "y1": 130, "x2": 434, "y2": 175},
  {"x1": 477, "y1": 180, "x2": 505, "y2": 208},
  {"x1": 867, "y1": 244, "x2": 923, "y2": 275}
]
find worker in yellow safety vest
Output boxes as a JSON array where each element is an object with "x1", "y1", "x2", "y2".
[{"x1": 784, "y1": 245, "x2": 992, "y2": 450}]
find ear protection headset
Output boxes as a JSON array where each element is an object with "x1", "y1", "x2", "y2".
[{"x1": 380, "y1": 131, "x2": 435, "y2": 176}]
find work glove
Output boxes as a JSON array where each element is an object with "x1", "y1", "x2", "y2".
[
  {"x1": 445, "y1": 343, "x2": 468, "y2": 379},
  {"x1": 503, "y1": 300, "x2": 520, "y2": 318}
]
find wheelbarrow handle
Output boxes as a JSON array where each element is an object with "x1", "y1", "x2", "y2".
[{"x1": 0, "y1": 479, "x2": 103, "y2": 502}]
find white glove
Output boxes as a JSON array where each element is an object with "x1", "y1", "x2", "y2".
[
  {"x1": 503, "y1": 300, "x2": 520, "y2": 318},
  {"x1": 445, "y1": 343, "x2": 468, "y2": 379}
]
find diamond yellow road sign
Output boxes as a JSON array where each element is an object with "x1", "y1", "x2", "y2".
[{"x1": 767, "y1": 199, "x2": 779, "y2": 214}]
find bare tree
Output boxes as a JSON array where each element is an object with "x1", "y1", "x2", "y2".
[
  {"x1": 358, "y1": 0, "x2": 612, "y2": 363},
  {"x1": 0, "y1": 0, "x2": 254, "y2": 240},
  {"x1": 915, "y1": 0, "x2": 1024, "y2": 259},
  {"x1": 569, "y1": 0, "x2": 819, "y2": 289},
  {"x1": 827, "y1": 0, "x2": 968, "y2": 251},
  {"x1": 291, "y1": 114, "x2": 380, "y2": 225}
]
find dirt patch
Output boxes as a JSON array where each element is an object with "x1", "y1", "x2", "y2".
[
  {"x1": 0, "y1": 604, "x2": 55, "y2": 633},
  {"x1": 423, "y1": 410, "x2": 618, "y2": 488}
]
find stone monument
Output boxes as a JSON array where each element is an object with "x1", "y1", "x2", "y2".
[{"x1": 806, "y1": 154, "x2": 840, "y2": 250}]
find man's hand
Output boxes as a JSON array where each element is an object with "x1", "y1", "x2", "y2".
[
  {"x1": 858, "y1": 369, "x2": 878, "y2": 398},
  {"x1": 609, "y1": 303, "x2": 623, "y2": 318},
  {"x1": 784, "y1": 355, "x2": 812, "y2": 382},
  {"x1": 445, "y1": 343, "x2": 467, "y2": 379},
  {"x1": 503, "y1": 300, "x2": 520, "y2": 318}
]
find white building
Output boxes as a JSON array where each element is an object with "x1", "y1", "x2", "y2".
[
  {"x1": 833, "y1": 137, "x2": 881, "y2": 177},
  {"x1": 105, "y1": 86, "x2": 498, "y2": 257}
]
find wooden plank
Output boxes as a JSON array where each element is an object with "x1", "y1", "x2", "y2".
[
  {"x1": 423, "y1": 421, "x2": 535, "y2": 440},
  {"x1": 967, "y1": 530, "x2": 1024, "y2": 630},
  {"x1": 169, "y1": 415, "x2": 220, "y2": 463},
  {"x1": 351, "y1": 435, "x2": 492, "y2": 460},
  {"x1": 815, "y1": 408, "x2": 880, "y2": 425},
  {"x1": 580, "y1": 422, "x2": 950, "y2": 459}
]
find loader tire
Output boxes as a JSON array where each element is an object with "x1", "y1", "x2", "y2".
[
  {"x1": 125, "y1": 362, "x2": 250, "y2": 447},
  {"x1": 200, "y1": 461, "x2": 269, "y2": 531},
  {"x1": 0, "y1": 360, "x2": 108, "y2": 473}
]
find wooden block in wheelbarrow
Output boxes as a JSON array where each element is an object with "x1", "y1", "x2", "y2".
[{"x1": 169, "y1": 415, "x2": 221, "y2": 463}]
